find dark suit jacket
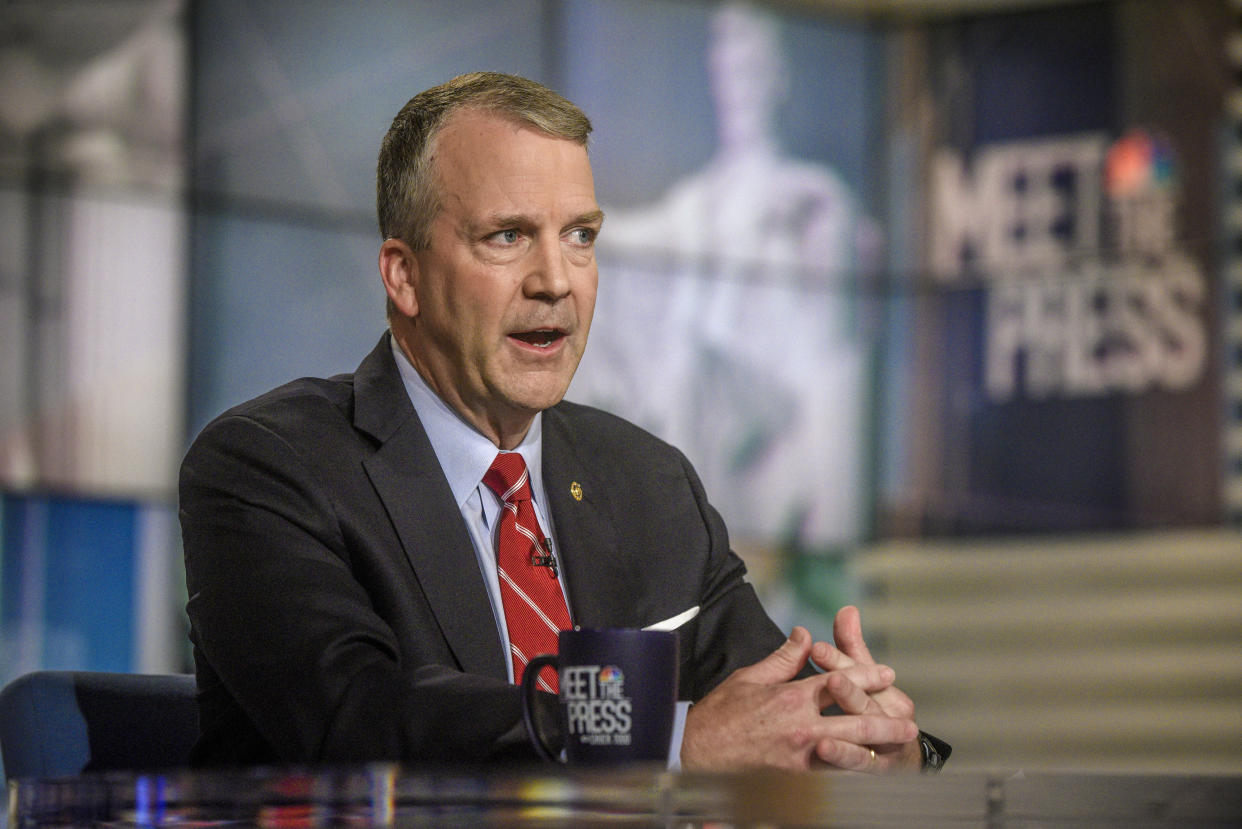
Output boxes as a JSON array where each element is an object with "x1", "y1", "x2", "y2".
[{"x1": 180, "y1": 334, "x2": 788, "y2": 766}]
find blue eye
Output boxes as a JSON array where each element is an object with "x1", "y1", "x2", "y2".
[
  {"x1": 568, "y1": 228, "x2": 596, "y2": 246},
  {"x1": 497, "y1": 229, "x2": 519, "y2": 244}
]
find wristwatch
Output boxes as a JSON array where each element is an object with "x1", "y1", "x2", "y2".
[{"x1": 918, "y1": 731, "x2": 951, "y2": 773}]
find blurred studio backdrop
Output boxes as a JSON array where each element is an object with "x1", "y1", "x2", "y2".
[{"x1": 2, "y1": 0, "x2": 1240, "y2": 773}]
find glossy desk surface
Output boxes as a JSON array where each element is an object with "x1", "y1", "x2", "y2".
[{"x1": 9, "y1": 765, "x2": 1242, "y2": 827}]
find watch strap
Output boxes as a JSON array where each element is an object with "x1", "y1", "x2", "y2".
[{"x1": 918, "y1": 731, "x2": 952, "y2": 773}]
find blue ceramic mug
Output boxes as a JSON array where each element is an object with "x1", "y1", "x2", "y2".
[{"x1": 520, "y1": 628, "x2": 679, "y2": 765}]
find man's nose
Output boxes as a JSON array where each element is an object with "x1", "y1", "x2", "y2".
[{"x1": 523, "y1": 236, "x2": 572, "y2": 300}]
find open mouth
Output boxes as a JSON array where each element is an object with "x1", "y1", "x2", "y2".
[{"x1": 510, "y1": 328, "x2": 566, "y2": 348}]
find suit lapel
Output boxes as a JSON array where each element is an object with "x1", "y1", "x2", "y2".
[
  {"x1": 353, "y1": 335, "x2": 507, "y2": 680},
  {"x1": 542, "y1": 407, "x2": 643, "y2": 629}
]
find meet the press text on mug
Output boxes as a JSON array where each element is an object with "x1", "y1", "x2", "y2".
[{"x1": 562, "y1": 665, "x2": 633, "y2": 744}]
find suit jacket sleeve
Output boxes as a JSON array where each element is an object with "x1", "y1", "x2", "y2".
[{"x1": 670, "y1": 448, "x2": 790, "y2": 699}]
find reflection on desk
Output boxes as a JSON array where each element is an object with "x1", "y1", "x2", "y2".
[{"x1": 9, "y1": 765, "x2": 1242, "y2": 827}]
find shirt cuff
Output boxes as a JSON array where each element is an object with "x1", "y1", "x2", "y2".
[{"x1": 667, "y1": 701, "x2": 691, "y2": 769}]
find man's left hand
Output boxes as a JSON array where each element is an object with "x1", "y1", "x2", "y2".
[{"x1": 811, "y1": 605, "x2": 922, "y2": 772}]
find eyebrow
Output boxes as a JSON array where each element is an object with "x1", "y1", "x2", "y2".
[
  {"x1": 572, "y1": 209, "x2": 606, "y2": 227},
  {"x1": 470, "y1": 209, "x2": 606, "y2": 236}
]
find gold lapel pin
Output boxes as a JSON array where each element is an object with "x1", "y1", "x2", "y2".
[{"x1": 570, "y1": 481, "x2": 583, "y2": 501}]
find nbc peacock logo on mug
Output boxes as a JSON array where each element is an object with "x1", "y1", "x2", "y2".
[{"x1": 597, "y1": 665, "x2": 623, "y2": 685}]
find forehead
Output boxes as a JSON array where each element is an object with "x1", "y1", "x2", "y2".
[{"x1": 430, "y1": 109, "x2": 596, "y2": 214}]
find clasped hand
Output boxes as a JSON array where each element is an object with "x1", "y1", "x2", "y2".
[{"x1": 680, "y1": 606, "x2": 921, "y2": 773}]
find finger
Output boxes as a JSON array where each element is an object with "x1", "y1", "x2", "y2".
[
  {"x1": 815, "y1": 738, "x2": 909, "y2": 774},
  {"x1": 814, "y1": 738, "x2": 883, "y2": 773},
  {"x1": 814, "y1": 665, "x2": 894, "y2": 714},
  {"x1": 833, "y1": 605, "x2": 876, "y2": 666},
  {"x1": 874, "y1": 736, "x2": 925, "y2": 771},
  {"x1": 816, "y1": 712, "x2": 919, "y2": 749},
  {"x1": 871, "y1": 685, "x2": 916, "y2": 720},
  {"x1": 810, "y1": 641, "x2": 856, "y2": 672},
  {"x1": 812, "y1": 637, "x2": 915, "y2": 721},
  {"x1": 818, "y1": 671, "x2": 870, "y2": 715},
  {"x1": 809, "y1": 715, "x2": 919, "y2": 760},
  {"x1": 733, "y1": 627, "x2": 813, "y2": 685}
]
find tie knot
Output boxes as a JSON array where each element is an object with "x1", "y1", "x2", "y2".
[{"x1": 483, "y1": 452, "x2": 532, "y2": 503}]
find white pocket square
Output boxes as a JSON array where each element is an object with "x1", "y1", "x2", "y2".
[{"x1": 642, "y1": 605, "x2": 700, "y2": 632}]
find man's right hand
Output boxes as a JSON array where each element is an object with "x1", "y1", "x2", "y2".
[{"x1": 678, "y1": 627, "x2": 918, "y2": 772}]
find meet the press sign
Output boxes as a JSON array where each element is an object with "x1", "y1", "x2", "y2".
[
  {"x1": 929, "y1": 130, "x2": 1207, "y2": 402},
  {"x1": 562, "y1": 664, "x2": 633, "y2": 745}
]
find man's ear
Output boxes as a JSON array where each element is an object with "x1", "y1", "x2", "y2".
[{"x1": 379, "y1": 238, "x2": 419, "y2": 318}]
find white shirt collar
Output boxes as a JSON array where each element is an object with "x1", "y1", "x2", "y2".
[{"x1": 390, "y1": 336, "x2": 545, "y2": 508}]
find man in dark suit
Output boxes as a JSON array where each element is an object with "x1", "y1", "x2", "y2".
[{"x1": 181, "y1": 72, "x2": 945, "y2": 772}]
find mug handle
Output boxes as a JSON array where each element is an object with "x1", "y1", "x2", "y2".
[{"x1": 520, "y1": 654, "x2": 562, "y2": 763}]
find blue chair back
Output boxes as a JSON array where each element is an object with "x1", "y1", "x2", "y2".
[{"x1": 0, "y1": 671, "x2": 198, "y2": 782}]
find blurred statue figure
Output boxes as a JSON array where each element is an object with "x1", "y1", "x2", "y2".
[
  {"x1": 576, "y1": 2, "x2": 867, "y2": 550},
  {"x1": 604, "y1": 2, "x2": 855, "y2": 272}
]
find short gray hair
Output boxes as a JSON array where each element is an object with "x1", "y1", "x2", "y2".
[{"x1": 376, "y1": 72, "x2": 593, "y2": 250}]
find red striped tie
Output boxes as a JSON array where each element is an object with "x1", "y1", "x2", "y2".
[{"x1": 483, "y1": 452, "x2": 571, "y2": 692}]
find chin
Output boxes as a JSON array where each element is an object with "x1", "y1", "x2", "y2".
[
  {"x1": 522, "y1": 391, "x2": 569, "y2": 413},
  {"x1": 505, "y1": 382, "x2": 572, "y2": 415}
]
